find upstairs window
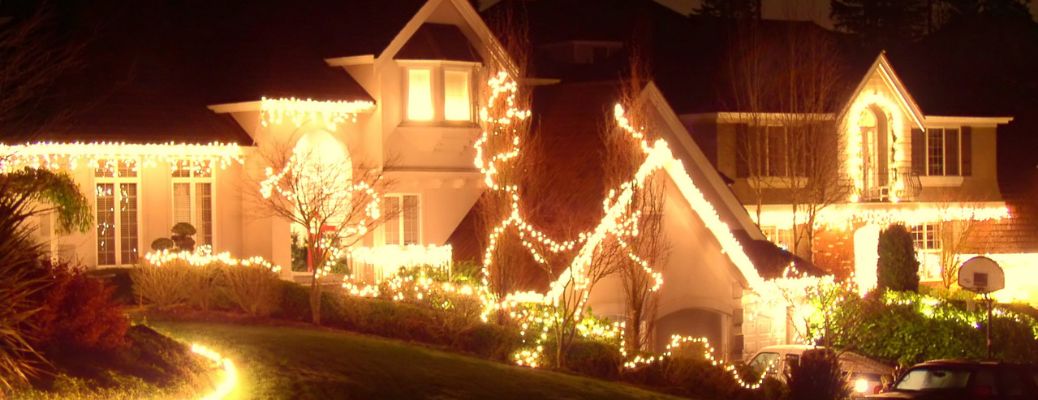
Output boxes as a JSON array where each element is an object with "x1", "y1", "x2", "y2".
[
  {"x1": 443, "y1": 69, "x2": 471, "y2": 121},
  {"x1": 912, "y1": 127, "x2": 972, "y2": 177},
  {"x1": 406, "y1": 68, "x2": 434, "y2": 121},
  {"x1": 403, "y1": 63, "x2": 475, "y2": 123}
]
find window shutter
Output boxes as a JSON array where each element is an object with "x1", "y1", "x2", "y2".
[
  {"x1": 944, "y1": 128, "x2": 960, "y2": 176},
  {"x1": 961, "y1": 126, "x2": 972, "y2": 176},
  {"x1": 911, "y1": 128, "x2": 925, "y2": 176},
  {"x1": 735, "y1": 123, "x2": 749, "y2": 178}
]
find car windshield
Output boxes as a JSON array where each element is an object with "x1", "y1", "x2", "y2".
[
  {"x1": 748, "y1": 352, "x2": 779, "y2": 376},
  {"x1": 895, "y1": 367, "x2": 971, "y2": 391}
]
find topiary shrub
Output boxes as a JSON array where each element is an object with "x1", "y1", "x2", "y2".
[
  {"x1": 31, "y1": 261, "x2": 129, "y2": 353},
  {"x1": 785, "y1": 348, "x2": 848, "y2": 400},
  {"x1": 877, "y1": 224, "x2": 919, "y2": 292}
]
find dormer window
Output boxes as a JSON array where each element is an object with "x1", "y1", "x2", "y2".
[
  {"x1": 402, "y1": 62, "x2": 476, "y2": 124},
  {"x1": 406, "y1": 68, "x2": 434, "y2": 121}
]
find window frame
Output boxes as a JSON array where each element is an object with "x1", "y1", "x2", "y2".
[
  {"x1": 382, "y1": 193, "x2": 422, "y2": 246},
  {"x1": 170, "y1": 160, "x2": 216, "y2": 248},
  {"x1": 401, "y1": 60, "x2": 478, "y2": 125},
  {"x1": 922, "y1": 127, "x2": 967, "y2": 177},
  {"x1": 95, "y1": 159, "x2": 142, "y2": 267}
]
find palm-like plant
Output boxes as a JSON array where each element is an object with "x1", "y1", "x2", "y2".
[{"x1": 0, "y1": 166, "x2": 91, "y2": 389}]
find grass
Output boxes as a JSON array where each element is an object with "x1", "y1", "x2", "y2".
[{"x1": 150, "y1": 320, "x2": 683, "y2": 400}]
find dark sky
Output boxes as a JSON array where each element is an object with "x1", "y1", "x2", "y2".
[{"x1": 481, "y1": 0, "x2": 1038, "y2": 28}]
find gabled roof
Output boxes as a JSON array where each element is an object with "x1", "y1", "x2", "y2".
[{"x1": 836, "y1": 52, "x2": 926, "y2": 130}]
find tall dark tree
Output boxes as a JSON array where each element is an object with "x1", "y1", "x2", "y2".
[
  {"x1": 831, "y1": 0, "x2": 927, "y2": 48},
  {"x1": 877, "y1": 224, "x2": 920, "y2": 292},
  {"x1": 696, "y1": 0, "x2": 761, "y2": 19},
  {"x1": 935, "y1": 0, "x2": 1033, "y2": 27}
]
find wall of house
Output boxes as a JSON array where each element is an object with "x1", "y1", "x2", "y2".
[
  {"x1": 914, "y1": 124, "x2": 1001, "y2": 202},
  {"x1": 587, "y1": 174, "x2": 745, "y2": 358}
]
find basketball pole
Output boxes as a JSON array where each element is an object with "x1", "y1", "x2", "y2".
[{"x1": 984, "y1": 293, "x2": 993, "y2": 360}]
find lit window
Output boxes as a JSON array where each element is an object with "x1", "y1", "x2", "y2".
[
  {"x1": 911, "y1": 224, "x2": 941, "y2": 251},
  {"x1": 444, "y1": 69, "x2": 471, "y2": 121},
  {"x1": 172, "y1": 160, "x2": 214, "y2": 246},
  {"x1": 407, "y1": 68, "x2": 434, "y2": 121},
  {"x1": 384, "y1": 194, "x2": 420, "y2": 245},
  {"x1": 95, "y1": 160, "x2": 139, "y2": 265}
]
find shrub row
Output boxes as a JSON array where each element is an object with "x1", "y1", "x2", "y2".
[
  {"x1": 276, "y1": 281, "x2": 521, "y2": 360},
  {"x1": 131, "y1": 261, "x2": 282, "y2": 317}
]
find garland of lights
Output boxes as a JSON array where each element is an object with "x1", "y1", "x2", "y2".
[
  {"x1": 844, "y1": 91, "x2": 907, "y2": 203},
  {"x1": 144, "y1": 247, "x2": 283, "y2": 274},
  {"x1": 0, "y1": 142, "x2": 244, "y2": 174},
  {"x1": 259, "y1": 97, "x2": 375, "y2": 130}
]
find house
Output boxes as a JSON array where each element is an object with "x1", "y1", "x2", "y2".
[{"x1": 1, "y1": 0, "x2": 501, "y2": 277}]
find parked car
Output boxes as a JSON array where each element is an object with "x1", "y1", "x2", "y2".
[
  {"x1": 746, "y1": 345, "x2": 894, "y2": 398},
  {"x1": 866, "y1": 360, "x2": 1038, "y2": 399}
]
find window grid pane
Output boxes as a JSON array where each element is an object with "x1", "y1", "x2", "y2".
[
  {"x1": 384, "y1": 197, "x2": 401, "y2": 245},
  {"x1": 402, "y1": 195, "x2": 419, "y2": 245},
  {"x1": 444, "y1": 70, "x2": 471, "y2": 121},
  {"x1": 927, "y1": 129, "x2": 944, "y2": 176},
  {"x1": 407, "y1": 69, "x2": 434, "y2": 121},
  {"x1": 173, "y1": 183, "x2": 192, "y2": 225},
  {"x1": 96, "y1": 184, "x2": 116, "y2": 265},
  {"x1": 119, "y1": 183, "x2": 138, "y2": 264}
]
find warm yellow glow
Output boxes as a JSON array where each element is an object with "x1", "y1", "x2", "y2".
[
  {"x1": 349, "y1": 244, "x2": 452, "y2": 281},
  {"x1": 753, "y1": 202, "x2": 1009, "y2": 230},
  {"x1": 259, "y1": 97, "x2": 374, "y2": 130},
  {"x1": 144, "y1": 247, "x2": 283, "y2": 274},
  {"x1": 191, "y1": 342, "x2": 238, "y2": 400},
  {"x1": 444, "y1": 70, "x2": 471, "y2": 121},
  {"x1": 853, "y1": 225, "x2": 881, "y2": 295},
  {"x1": 854, "y1": 377, "x2": 870, "y2": 393},
  {"x1": 407, "y1": 68, "x2": 434, "y2": 121},
  {"x1": 0, "y1": 142, "x2": 243, "y2": 173},
  {"x1": 843, "y1": 91, "x2": 907, "y2": 202}
]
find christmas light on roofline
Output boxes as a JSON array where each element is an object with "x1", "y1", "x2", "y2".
[
  {"x1": 0, "y1": 141, "x2": 244, "y2": 173},
  {"x1": 259, "y1": 97, "x2": 375, "y2": 130}
]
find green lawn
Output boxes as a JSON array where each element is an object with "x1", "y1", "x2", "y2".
[{"x1": 150, "y1": 320, "x2": 683, "y2": 400}]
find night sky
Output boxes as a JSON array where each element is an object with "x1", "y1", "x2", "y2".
[{"x1": 481, "y1": 0, "x2": 1038, "y2": 28}]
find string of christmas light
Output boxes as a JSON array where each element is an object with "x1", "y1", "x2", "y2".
[
  {"x1": 144, "y1": 246, "x2": 282, "y2": 274},
  {"x1": 259, "y1": 97, "x2": 375, "y2": 130},
  {"x1": 844, "y1": 91, "x2": 907, "y2": 203},
  {"x1": 350, "y1": 244, "x2": 453, "y2": 280},
  {"x1": 0, "y1": 141, "x2": 243, "y2": 174},
  {"x1": 752, "y1": 203, "x2": 1009, "y2": 230}
]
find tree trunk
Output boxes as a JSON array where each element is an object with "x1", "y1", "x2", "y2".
[
  {"x1": 626, "y1": 309, "x2": 642, "y2": 355},
  {"x1": 310, "y1": 274, "x2": 323, "y2": 325}
]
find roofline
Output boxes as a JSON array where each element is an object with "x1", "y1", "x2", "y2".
[
  {"x1": 643, "y1": 85, "x2": 767, "y2": 243},
  {"x1": 836, "y1": 52, "x2": 927, "y2": 131},
  {"x1": 325, "y1": 54, "x2": 376, "y2": 67},
  {"x1": 682, "y1": 112, "x2": 836, "y2": 123},
  {"x1": 375, "y1": 0, "x2": 516, "y2": 75},
  {"x1": 925, "y1": 115, "x2": 1014, "y2": 126},
  {"x1": 206, "y1": 100, "x2": 378, "y2": 114}
]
